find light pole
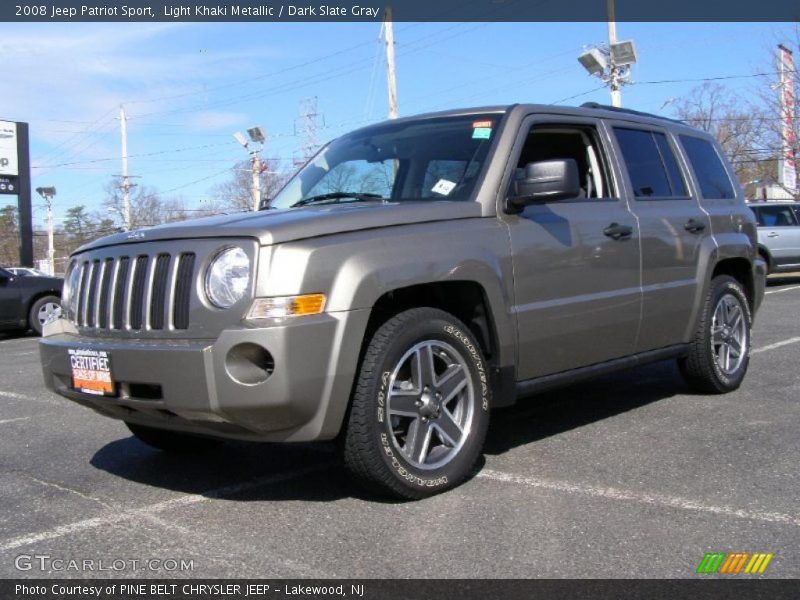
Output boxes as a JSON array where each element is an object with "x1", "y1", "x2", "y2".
[
  {"x1": 35, "y1": 186, "x2": 56, "y2": 276},
  {"x1": 233, "y1": 127, "x2": 266, "y2": 211},
  {"x1": 577, "y1": 0, "x2": 637, "y2": 107}
]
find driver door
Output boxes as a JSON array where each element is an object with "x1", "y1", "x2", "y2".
[{"x1": 502, "y1": 116, "x2": 642, "y2": 380}]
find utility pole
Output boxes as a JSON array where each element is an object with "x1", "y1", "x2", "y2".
[
  {"x1": 576, "y1": 0, "x2": 636, "y2": 108},
  {"x1": 251, "y1": 152, "x2": 262, "y2": 212},
  {"x1": 233, "y1": 127, "x2": 266, "y2": 211},
  {"x1": 384, "y1": 5, "x2": 399, "y2": 119},
  {"x1": 606, "y1": 0, "x2": 621, "y2": 107},
  {"x1": 119, "y1": 104, "x2": 132, "y2": 230}
]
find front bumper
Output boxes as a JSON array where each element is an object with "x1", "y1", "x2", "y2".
[{"x1": 39, "y1": 309, "x2": 370, "y2": 442}]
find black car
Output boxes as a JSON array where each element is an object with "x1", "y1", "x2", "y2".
[{"x1": 0, "y1": 267, "x2": 63, "y2": 335}]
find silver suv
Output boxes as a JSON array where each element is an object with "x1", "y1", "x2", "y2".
[
  {"x1": 748, "y1": 201, "x2": 800, "y2": 274},
  {"x1": 40, "y1": 103, "x2": 766, "y2": 499}
]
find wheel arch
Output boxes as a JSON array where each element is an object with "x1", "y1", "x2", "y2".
[
  {"x1": 355, "y1": 279, "x2": 516, "y2": 412},
  {"x1": 712, "y1": 257, "x2": 755, "y2": 310}
]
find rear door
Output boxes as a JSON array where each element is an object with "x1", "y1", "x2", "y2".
[
  {"x1": 607, "y1": 123, "x2": 711, "y2": 353},
  {"x1": 502, "y1": 115, "x2": 642, "y2": 380}
]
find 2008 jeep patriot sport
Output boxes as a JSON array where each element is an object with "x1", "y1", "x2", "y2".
[{"x1": 40, "y1": 103, "x2": 766, "y2": 499}]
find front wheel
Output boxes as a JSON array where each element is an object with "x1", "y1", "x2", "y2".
[
  {"x1": 679, "y1": 275, "x2": 752, "y2": 393},
  {"x1": 343, "y1": 307, "x2": 491, "y2": 499}
]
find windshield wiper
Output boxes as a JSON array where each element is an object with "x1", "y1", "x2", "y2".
[{"x1": 290, "y1": 192, "x2": 386, "y2": 208}]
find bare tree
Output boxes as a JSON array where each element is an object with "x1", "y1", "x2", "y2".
[
  {"x1": 210, "y1": 159, "x2": 290, "y2": 211},
  {"x1": 103, "y1": 181, "x2": 188, "y2": 229},
  {"x1": 753, "y1": 36, "x2": 800, "y2": 198},
  {"x1": 674, "y1": 83, "x2": 773, "y2": 187}
]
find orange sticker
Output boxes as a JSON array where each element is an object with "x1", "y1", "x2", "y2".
[{"x1": 472, "y1": 120, "x2": 493, "y2": 128}]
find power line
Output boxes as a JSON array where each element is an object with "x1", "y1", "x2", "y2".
[
  {"x1": 634, "y1": 68, "x2": 798, "y2": 86},
  {"x1": 32, "y1": 140, "x2": 236, "y2": 169},
  {"x1": 551, "y1": 85, "x2": 607, "y2": 105}
]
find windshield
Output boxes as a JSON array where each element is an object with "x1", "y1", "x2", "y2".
[{"x1": 269, "y1": 114, "x2": 501, "y2": 210}]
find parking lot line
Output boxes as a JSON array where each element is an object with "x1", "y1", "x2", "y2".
[
  {"x1": 752, "y1": 336, "x2": 800, "y2": 354},
  {"x1": 765, "y1": 284, "x2": 800, "y2": 295},
  {"x1": 0, "y1": 464, "x2": 328, "y2": 552},
  {"x1": 0, "y1": 417, "x2": 30, "y2": 425},
  {"x1": 0, "y1": 391, "x2": 32, "y2": 401},
  {"x1": 477, "y1": 469, "x2": 800, "y2": 527}
]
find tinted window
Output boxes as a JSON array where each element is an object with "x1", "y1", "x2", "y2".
[
  {"x1": 680, "y1": 136, "x2": 735, "y2": 199},
  {"x1": 754, "y1": 205, "x2": 798, "y2": 227},
  {"x1": 614, "y1": 128, "x2": 685, "y2": 198},
  {"x1": 654, "y1": 134, "x2": 687, "y2": 196}
]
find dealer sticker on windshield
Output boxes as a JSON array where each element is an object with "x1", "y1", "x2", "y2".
[
  {"x1": 69, "y1": 348, "x2": 114, "y2": 396},
  {"x1": 431, "y1": 179, "x2": 457, "y2": 196}
]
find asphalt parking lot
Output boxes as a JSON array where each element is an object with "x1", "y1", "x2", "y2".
[{"x1": 1, "y1": 277, "x2": 799, "y2": 579}]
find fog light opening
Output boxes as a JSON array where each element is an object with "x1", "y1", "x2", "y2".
[{"x1": 225, "y1": 343, "x2": 274, "y2": 385}]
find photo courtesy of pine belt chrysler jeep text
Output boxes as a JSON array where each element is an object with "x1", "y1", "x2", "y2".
[{"x1": 39, "y1": 103, "x2": 766, "y2": 499}]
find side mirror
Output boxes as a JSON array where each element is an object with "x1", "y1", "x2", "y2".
[{"x1": 506, "y1": 158, "x2": 581, "y2": 212}]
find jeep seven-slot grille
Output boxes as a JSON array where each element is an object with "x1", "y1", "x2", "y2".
[{"x1": 71, "y1": 252, "x2": 195, "y2": 331}]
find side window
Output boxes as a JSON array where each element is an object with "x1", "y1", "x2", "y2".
[
  {"x1": 613, "y1": 128, "x2": 687, "y2": 198},
  {"x1": 513, "y1": 124, "x2": 613, "y2": 200},
  {"x1": 749, "y1": 207, "x2": 763, "y2": 226},
  {"x1": 679, "y1": 135, "x2": 735, "y2": 199},
  {"x1": 756, "y1": 205, "x2": 798, "y2": 227}
]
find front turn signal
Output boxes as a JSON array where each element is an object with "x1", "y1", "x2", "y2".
[{"x1": 247, "y1": 294, "x2": 326, "y2": 319}]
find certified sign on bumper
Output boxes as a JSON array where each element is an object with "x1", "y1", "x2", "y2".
[{"x1": 68, "y1": 348, "x2": 114, "y2": 395}]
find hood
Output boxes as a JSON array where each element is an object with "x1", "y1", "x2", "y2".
[{"x1": 76, "y1": 201, "x2": 484, "y2": 252}]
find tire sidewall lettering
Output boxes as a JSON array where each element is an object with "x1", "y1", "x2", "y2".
[
  {"x1": 373, "y1": 319, "x2": 488, "y2": 490},
  {"x1": 709, "y1": 281, "x2": 751, "y2": 385}
]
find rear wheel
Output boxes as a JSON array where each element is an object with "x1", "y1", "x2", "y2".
[
  {"x1": 679, "y1": 275, "x2": 751, "y2": 393},
  {"x1": 29, "y1": 295, "x2": 61, "y2": 335},
  {"x1": 125, "y1": 423, "x2": 222, "y2": 453},
  {"x1": 343, "y1": 307, "x2": 491, "y2": 499}
]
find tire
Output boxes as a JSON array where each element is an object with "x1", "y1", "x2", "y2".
[
  {"x1": 125, "y1": 422, "x2": 222, "y2": 453},
  {"x1": 679, "y1": 275, "x2": 752, "y2": 394},
  {"x1": 343, "y1": 307, "x2": 491, "y2": 500},
  {"x1": 29, "y1": 295, "x2": 62, "y2": 335}
]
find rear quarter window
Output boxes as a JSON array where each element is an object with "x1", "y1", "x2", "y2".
[{"x1": 679, "y1": 135, "x2": 735, "y2": 199}]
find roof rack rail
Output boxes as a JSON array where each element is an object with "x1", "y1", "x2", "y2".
[{"x1": 580, "y1": 102, "x2": 683, "y2": 124}]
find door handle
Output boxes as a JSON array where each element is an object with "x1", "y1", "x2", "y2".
[
  {"x1": 603, "y1": 223, "x2": 633, "y2": 240},
  {"x1": 684, "y1": 219, "x2": 706, "y2": 233},
  {"x1": 767, "y1": 232, "x2": 780, "y2": 238}
]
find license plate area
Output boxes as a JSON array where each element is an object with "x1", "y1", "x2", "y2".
[{"x1": 68, "y1": 348, "x2": 115, "y2": 396}]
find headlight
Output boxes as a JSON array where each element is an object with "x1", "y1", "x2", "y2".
[
  {"x1": 63, "y1": 261, "x2": 81, "y2": 319},
  {"x1": 205, "y1": 247, "x2": 251, "y2": 308}
]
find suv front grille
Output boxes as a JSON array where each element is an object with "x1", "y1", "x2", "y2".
[{"x1": 71, "y1": 252, "x2": 196, "y2": 331}]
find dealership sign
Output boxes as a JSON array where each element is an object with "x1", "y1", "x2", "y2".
[
  {"x1": 0, "y1": 120, "x2": 18, "y2": 177},
  {"x1": 778, "y1": 45, "x2": 796, "y2": 195}
]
